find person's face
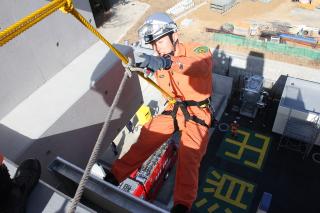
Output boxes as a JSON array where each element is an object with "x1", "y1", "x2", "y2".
[{"x1": 151, "y1": 33, "x2": 177, "y2": 56}]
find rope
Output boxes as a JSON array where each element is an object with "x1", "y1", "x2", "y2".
[
  {"x1": 1, "y1": 2, "x2": 177, "y2": 209},
  {"x1": 68, "y1": 61, "x2": 133, "y2": 213},
  {"x1": 69, "y1": 8, "x2": 128, "y2": 64},
  {"x1": 0, "y1": 0, "x2": 66, "y2": 46},
  {"x1": 0, "y1": 0, "x2": 176, "y2": 103},
  {"x1": 69, "y1": 8, "x2": 176, "y2": 104}
]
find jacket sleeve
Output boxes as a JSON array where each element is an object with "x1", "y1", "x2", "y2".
[{"x1": 170, "y1": 46, "x2": 212, "y2": 77}]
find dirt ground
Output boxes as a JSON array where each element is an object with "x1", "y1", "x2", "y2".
[
  {"x1": 120, "y1": 0, "x2": 178, "y2": 43},
  {"x1": 120, "y1": 0, "x2": 320, "y2": 68}
]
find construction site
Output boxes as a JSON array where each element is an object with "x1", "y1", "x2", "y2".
[{"x1": 0, "y1": 0, "x2": 320, "y2": 213}]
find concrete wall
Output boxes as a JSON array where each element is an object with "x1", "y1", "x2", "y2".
[
  {"x1": 212, "y1": 48, "x2": 320, "y2": 91},
  {"x1": 272, "y1": 77, "x2": 320, "y2": 145},
  {"x1": 272, "y1": 106, "x2": 320, "y2": 145},
  {"x1": 0, "y1": 0, "x2": 97, "y2": 119},
  {"x1": 0, "y1": 43, "x2": 144, "y2": 187},
  {"x1": 0, "y1": 0, "x2": 154, "y2": 190}
]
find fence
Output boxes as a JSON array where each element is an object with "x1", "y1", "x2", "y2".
[{"x1": 213, "y1": 33, "x2": 320, "y2": 60}]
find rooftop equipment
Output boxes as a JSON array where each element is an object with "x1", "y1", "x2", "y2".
[
  {"x1": 240, "y1": 75, "x2": 267, "y2": 118},
  {"x1": 273, "y1": 77, "x2": 320, "y2": 158}
]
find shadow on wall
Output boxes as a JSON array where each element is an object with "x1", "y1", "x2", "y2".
[
  {"x1": 282, "y1": 85, "x2": 306, "y2": 111},
  {"x1": 212, "y1": 45, "x2": 232, "y2": 76},
  {"x1": 42, "y1": 0, "x2": 123, "y2": 27},
  {"x1": 90, "y1": 43, "x2": 143, "y2": 158},
  {"x1": 271, "y1": 75, "x2": 288, "y2": 100},
  {"x1": 89, "y1": 0, "x2": 127, "y2": 27},
  {"x1": 0, "y1": 44, "x2": 143, "y2": 202},
  {"x1": 42, "y1": 0, "x2": 123, "y2": 13},
  {"x1": 247, "y1": 51, "x2": 264, "y2": 76},
  {"x1": 90, "y1": 44, "x2": 143, "y2": 113},
  {"x1": 212, "y1": 45, "x2": 265, "y2": 92}
]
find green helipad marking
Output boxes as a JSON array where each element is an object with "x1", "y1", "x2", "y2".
[
  {"x1": 193, "y1": 167, "x2": 256, "y2": 213},
  {"x1": 217, "y1": 129, "x2": 271, "y2": 171}
]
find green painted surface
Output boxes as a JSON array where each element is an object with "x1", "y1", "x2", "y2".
[{"x1": 213, "y1": 33, "x2": 320, "y2": 60}]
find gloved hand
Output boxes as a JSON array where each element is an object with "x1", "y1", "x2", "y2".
[{"x1": 138, "y1": 54, "x2": 172, "y2": 72}]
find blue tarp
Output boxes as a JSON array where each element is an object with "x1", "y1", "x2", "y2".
[{"x1": 279, "y1": 34, "x2": 318, "y2": 44}]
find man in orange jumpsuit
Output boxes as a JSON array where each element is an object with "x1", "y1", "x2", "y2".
[{"x1": 104, "y1": 12, "x2": 213, "y2": 213}]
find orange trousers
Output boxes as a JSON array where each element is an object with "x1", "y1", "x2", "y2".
[{"x1": 112, "y1": 107, "x2": 211, "y2": 209}]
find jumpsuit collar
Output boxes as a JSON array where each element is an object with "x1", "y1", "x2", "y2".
[{"x1": 174, "y1": 42, "x2": 186, "y2": 57}]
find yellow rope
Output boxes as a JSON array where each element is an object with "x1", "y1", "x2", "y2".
[
  {"x1": 0, "y1": 0, "x2": 66, "y2": 46},
  {"x1": 70, "y1": 8, "x2": 128, "y2": 63},
  {"x1": 0, "y1": 0, "x2": 176, "y2": 103},
  {"x1": 69, "y1": 8, "x2": 176, "y2": 104},
  {"x1": 137, "y1": 72, "x2": 176, "y2": 104}
]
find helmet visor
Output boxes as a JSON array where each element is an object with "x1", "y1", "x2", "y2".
[{"x1": 138, "y1": 22, "x2": 175, "y2": 44}]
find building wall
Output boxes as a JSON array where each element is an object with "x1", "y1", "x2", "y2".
[
  {"x1": 212, "y1": 49, "x2": 320, "y2": 89},
  {"x1": 272, "y1": 77, "x2": 320, "y2": 145},
  {"x1": 0, "y1": 0, "x2": 97, "y2": 119}
]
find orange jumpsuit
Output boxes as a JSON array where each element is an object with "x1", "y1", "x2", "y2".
[{"x1": 112, "y1": 42, "x2": 213, "y2": 209}]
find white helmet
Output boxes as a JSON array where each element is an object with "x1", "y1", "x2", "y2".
[{"x1": 138, "y1": 12, "x2": 178, "y2": 44}]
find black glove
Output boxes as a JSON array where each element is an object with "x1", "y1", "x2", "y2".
[{"x1": 138, "y1": 54, "x2": 172, "y2": 72}]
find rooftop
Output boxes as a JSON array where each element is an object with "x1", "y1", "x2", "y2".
[{"x1": 193, "y1": 90, "x2": 320, "y2": 213}]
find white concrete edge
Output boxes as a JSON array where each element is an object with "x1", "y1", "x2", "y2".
[
  {"x1": 0, "y1": 41, "x2": 110, "y2": 139},
  {"x1": 0, "y1": 1, "x2": 150, "y2": 141},
  {"x1": 209, "y1": 47, "x2": 320, "y2": 81}
]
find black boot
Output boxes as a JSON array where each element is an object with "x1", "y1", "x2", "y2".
[
  {"x1": 170, "y1": 204, "x2": 189, "y2": 213},
  {"x1": 103, "y1": 169, "x2": 119, "y2": 186},
  {"x1": 0, "y1": 163, "x2": 13, "y2": 212},
  {"x1": 6, "y1": 159, "x2": 41, "y2": 213}
]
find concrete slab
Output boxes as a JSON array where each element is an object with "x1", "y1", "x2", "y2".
[{"x1": 3, "y1": 159, "x2": 95, "y2": 213}]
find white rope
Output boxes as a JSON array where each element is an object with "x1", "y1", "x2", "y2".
[{"x1": 68, "y1": 58, "x2": 141, "y2": 212}]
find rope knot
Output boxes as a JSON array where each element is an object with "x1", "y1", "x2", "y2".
[
  {"x1": 60, "y1": 1, "x2": 74, "y2": 13},
  {"x1": 122, "y1": 57, "x2": 134, "y2": 78}
]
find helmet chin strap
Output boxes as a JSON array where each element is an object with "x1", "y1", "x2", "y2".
[{"x1": 168, "y1": 33, "x2": 177, "y2": 56}]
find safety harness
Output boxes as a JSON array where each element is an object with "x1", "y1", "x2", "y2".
[{"x1": 162, "y1": 98, "x2": 214, "y2": 132}]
